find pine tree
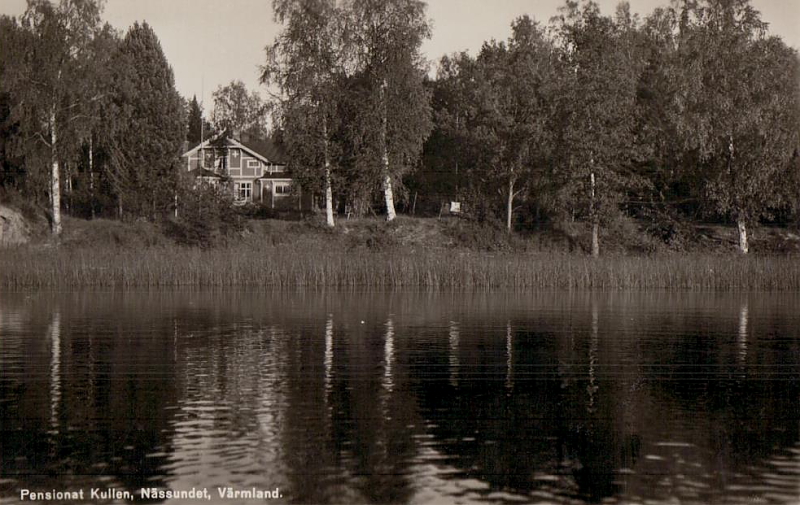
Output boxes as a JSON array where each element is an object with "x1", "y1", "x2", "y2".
[
  {"x1": 187, "y1": 95, "x2": 204, "y2": 145},
  {"x1": 108, "y1": 21, "x2": 186, "y2": 220}
]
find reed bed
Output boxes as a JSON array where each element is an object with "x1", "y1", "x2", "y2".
[{"x1": 2, "y1": 243, "x2": 799, "y2": 290}]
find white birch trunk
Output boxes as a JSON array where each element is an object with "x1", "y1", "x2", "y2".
[
  {"x1": 729, "y1": 135, "x2": 748, "y2": 254},
  {"x1": 89, "y1": 135, "x2": 95, "y2": 220},
  {"x1": 506, "y1": 176, "x2": 515, "y2": 232},
  {"x1": 383, "y1": 172, "x2": 396, "y2": 221},
  {"x1": 324, "y1": 166, "x2": 334, "y2": 227},
  {"x1": 590, "y1": 171, "x2": 599, "y2": 257},
  {"x1": 322, "y1": 118, "x2": 335, "y2": 228},
  {"x1": 50, "y1": 107, "x2": 62, "y2": 237},
  {"x1": 737, "y1": 217, "x2": 749, "y2": 254},
  {"x1": 380, "y1": 78, "x2": 396, "y2": 222}
]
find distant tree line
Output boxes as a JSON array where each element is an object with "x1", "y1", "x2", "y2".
[
  {"x1": 267, "y1": 0, "x2": 799, "y2": 254},
  {"x1": 1, "y1": 0, "x2": 798, "y2": 255},
  {"x1": 0, "y1": 0, "x2": 269, "y2": 237},
  {"x1": 0, "y1": 0, "x2": 188, "y2": 231}
]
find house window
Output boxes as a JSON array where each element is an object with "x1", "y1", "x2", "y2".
[
  {"x1": 247, "y1": 159, "x2": 260, "y2": 168},
  {"x1": 238, "y1": 182, "x2": 252, "y2": 201},
  {"x1": 275, "y1": 183, "x2": 291, "y2": 195}
]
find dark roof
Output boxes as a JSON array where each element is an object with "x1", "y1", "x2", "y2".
[
  {"x1": 184, "y1": 132, "x2": 287, "y2": 166},
  {"x1": 240, "y1": 137, "x2": 287, "y2": 165}
]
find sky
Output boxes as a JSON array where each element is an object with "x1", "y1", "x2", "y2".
[{"x1": 2, "y1": 0, "x2": 798, "y2": 111}]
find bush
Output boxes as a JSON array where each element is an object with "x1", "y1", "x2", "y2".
[
  {"x1": 441, "y1": 218, "x2": 527, "y2": 252},
  {"x1": 235, "y1": 202, "x2": 279, "y2": 220},
  {"x1": 61, "y1": 217, "x2": 167, "y2": 248},
  {"x1": 165, "y1": 184, "x2": 246, "y2": 247}
]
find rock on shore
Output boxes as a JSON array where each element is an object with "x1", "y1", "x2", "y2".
[{"x1": 0, "y1": 205, "x2": 30, "y2": 246}]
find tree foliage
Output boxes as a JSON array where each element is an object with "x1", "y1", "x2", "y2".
[
  {"x1": 0, "y1": 0, "x2": 108, "y2": 235},
  {"x1": 672, "y1": 0, "x2": 800, "y2": 252},
  {"x1": 1, "y1": 0, "x2": 798, "y2": 255},
  {"x1": 551, "y1": 1, "x2": 648, "y2": 255},
  {"x1": 346, "y1": 0, "x2": 433, "y2": 219},
  {"x1": 107, "y1": 21, "x2": 186, "y2": 219},
  {"x1": 211, "y1": 80, "x2": 268, "y2": 137},
  {"x1": 262, "y1": 0, "x2": 348, "y2": 226},
  {"x1": 186, "y1": 95, "x2": 210, "y2": 145},
  {"x1": 469, "y1": 16, "x2": 557, "y2": 231}
]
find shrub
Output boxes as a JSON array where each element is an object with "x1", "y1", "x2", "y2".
[{"x1": 166, "y1": 183, "x2": 246, "y2": 247}]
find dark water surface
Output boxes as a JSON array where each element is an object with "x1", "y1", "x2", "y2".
[{"x1": 1, "y1": 291, "x2": 799, "y2": 504}]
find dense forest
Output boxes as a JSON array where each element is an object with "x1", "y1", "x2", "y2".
[{"x1": 1, "y1": 0, "x2": 798, "y2": 255}]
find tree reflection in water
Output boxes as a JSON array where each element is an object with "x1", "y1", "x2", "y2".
[{"x1": 0, "y1": 291, "x2": 798, "y2": 504}]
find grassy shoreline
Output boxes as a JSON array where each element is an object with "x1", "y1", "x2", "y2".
[
  {"x1": 2, "y1": 216, "x2": 799, "y2": 290},
  {"x1": 2, "y1": 244, "x2": 799, "y2": 290}
]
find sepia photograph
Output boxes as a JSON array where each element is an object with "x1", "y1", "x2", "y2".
[{"x1": 1, "y1": 0, "x2": 799, "y2": 504}]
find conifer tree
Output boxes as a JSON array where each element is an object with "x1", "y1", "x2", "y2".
[
  {"x1": 108, "y1": 21, "x2": 186, "y2": 219},
  {"x1": 187, "y1": 95, "x2": 205, "y2": 145}
]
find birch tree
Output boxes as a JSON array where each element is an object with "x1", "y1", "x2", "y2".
[
  {"x1": 471, "y1": 16, "x2": 557, "y2": 232},
  {"x1": 675, "y1": 0, "x2": 800, "y2": 253},
  {"x1": 262, "y1": 0, "x2": 348, "y2": 227},
  {"x1": 73, "y1": 22, "x2": 119, "y2": 219},
  {"x1": 212, "y1": 80, "x2": 268, "y2": 138},
  {"x1": 3, "y1": 0, "x2": 105, "y2": 236},
  {"x1": 553, "y1": 0, "x2": 645, "y2": 256},
  {"x1": 348, "y1": 0, "x2": 432, "y2": 221}
]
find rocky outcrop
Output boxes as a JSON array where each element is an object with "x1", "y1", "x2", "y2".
[{"x1": 0, "y1": 205, "x2": 30, "y2": 246}]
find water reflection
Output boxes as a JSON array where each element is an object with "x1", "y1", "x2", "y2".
[
  {"x1": 1, "y1": 291, "x2": 798, "y2": 504},
  {"x1": 448, "y1": 320, "x2": 459, "y2": 388},
  {"x1": 505, "y1": 321, "x2": 512, "y2": 391},
  {"x1": 738, "y1": 301, "x2": 748, "y2": 364},
  {"x1": 48, "y1": 309, "x2": 61, "y2": 433}
]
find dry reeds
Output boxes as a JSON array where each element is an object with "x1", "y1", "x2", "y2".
[{"x1": 2, "y1": 243, "x2": 798, "y2": 290}]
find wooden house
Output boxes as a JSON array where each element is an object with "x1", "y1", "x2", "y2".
[{"x1": 181, "y1": 132, "x2": 305, "y2": 209}]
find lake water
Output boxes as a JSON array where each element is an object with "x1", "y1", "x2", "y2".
[{"x1": 1, "y1": 290, "x2": 798, "y2": 505}]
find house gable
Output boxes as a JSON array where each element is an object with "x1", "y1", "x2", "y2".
[
  {"x1": 180, "y1": 133, "x2": 300, "y2": 208},
  {"x1": 181, "y1": 135, "x2": 285, "y2": 168}
]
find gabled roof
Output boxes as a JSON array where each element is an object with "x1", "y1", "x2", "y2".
[
  {"x1": 240, "y1": 138, "x2": 287, "y2": 165},
  {"x1": 182, "y1": 132, "x2": 287, "y2": 166}
]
